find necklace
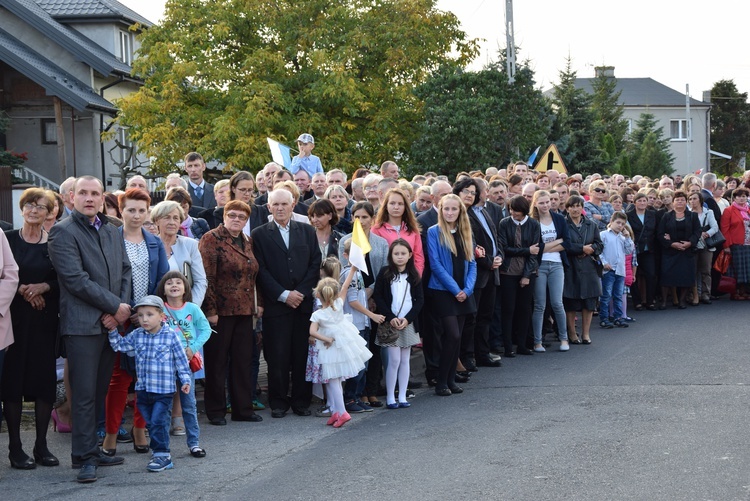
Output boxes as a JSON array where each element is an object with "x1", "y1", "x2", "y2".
[{"x1": 20, "y1": 226, "x2": 44, "y2": 244}]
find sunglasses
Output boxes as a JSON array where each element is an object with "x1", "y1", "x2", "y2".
[{"x1": 593, "y1": 188, "x2": 607, "y2": 193}]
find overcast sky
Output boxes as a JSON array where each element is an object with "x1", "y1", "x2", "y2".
[{"x1": 123, "y1": 0, "x2": 749, "y2": 100}]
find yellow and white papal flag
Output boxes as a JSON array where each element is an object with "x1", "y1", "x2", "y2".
[{"x1": 349, "y1": 219, "x2": 372, "y2": 275}]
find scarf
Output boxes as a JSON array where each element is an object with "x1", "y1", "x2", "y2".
[
  {"x1": 180, "y1": 216, "x2": 194, "y2": 237},
  {"x1": 732, "y1": 202, "x2": 750, "y2": 221}
]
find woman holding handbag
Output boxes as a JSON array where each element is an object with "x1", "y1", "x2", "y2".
[
  {"x1": 688, "y1": 191, "x2": 719, "y2": 304},
  {"x1": 720, "y1": 188, "x2": 750, "y2": 299},
  {"x1": 426, "y1": 195, "x2": 477, "y2": 397}
]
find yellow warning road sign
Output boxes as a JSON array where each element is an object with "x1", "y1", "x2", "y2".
[{"x1": 533, "y1": 144, "x2": 568, "y2": 174}]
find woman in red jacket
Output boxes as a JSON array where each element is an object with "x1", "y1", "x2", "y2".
[{"x1": 720, "y1": 188, "x2": 750, "y2": 299}]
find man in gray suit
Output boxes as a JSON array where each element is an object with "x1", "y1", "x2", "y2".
[
  {"x1": 48, "y1": 176, "x2": 132, "y2": 483},
  {"x1": 184, "y1": 152, "x2": 216, "y2": 210}
]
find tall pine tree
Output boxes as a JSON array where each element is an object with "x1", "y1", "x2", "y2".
[
  {"x1": 629, "y1": 113, "x2": 674, "y2": 178},
  {"x1": 549, "y1": 58, "x2": 603, "y2": 176},
  {"x1": 590, "y1": 68, "x2": 628, "y2": 172},
  {"x1": 710, "y1": 79, "x2": 750, "y2": 175}
]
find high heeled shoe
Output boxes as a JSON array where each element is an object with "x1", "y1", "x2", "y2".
[
  {"x1": 51, "y1": 409, "x2": 72, "y2": 433},
  {"x1": 33, "y1": 447, "x2": 59, "y2": 467},
  {"x1": 130, "y1": 428, "x2": 149, "y2": 453}
]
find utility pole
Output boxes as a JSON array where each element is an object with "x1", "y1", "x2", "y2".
[
  {"x1": 505, "y1": 0, "x2": 516, "y2": 84},
  {"x1": 686, "y1": 84, "x2": 691, "y2": 173}
]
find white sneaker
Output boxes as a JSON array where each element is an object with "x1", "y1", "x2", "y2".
[
  {"x1": 559, "y1": 343, "x2": 570, "y2": 352},
  {"x1": 533, "y1": 345, "x2": 546, "y2": 353}
]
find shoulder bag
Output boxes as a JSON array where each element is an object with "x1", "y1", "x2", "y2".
[{"x1": 377, "y1": 281, "x2": 408, "y2": 345}]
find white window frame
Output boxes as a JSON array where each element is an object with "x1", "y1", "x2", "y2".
[
  {"x1": 670, "y1": 119, "x2": 691, "y2": 142},
  {"x1": 119, "y1": 30, "x2": 132, "y2": 65}
]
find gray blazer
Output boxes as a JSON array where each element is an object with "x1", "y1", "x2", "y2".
[
  {"x1": 169, "y1": 235, "x2": 207, "y2": 307},
  {"x1": 338, "y1": 231, "x2": 389, "y2": 290},
  {"x1": 189, "y1": 182, "x2": 216, "y2": 211},
  {"x1": 48, "y1": 210, "x2": 132, "y2": 336}
]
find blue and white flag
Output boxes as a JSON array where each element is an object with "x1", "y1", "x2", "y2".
[
  {"x1": 527, "y1": 146, "x2": 541, "y2": 166},
  {"x1": 267, "y1": 138, "x2": 293, "y2": 169}
]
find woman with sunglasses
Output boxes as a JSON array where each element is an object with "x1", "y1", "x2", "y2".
[{"x1": 584, "y1": 180, "x2": 615, "y2": 232}]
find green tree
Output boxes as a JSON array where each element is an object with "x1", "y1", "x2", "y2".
[
  {"x1": 629, "y1": 113, "x2": 674, "y2": 178},
  {"x1": 590, "y1": 68, "x2": 628, "y2": 171},
  {"x1": 709, "y1": 79, "x2": 750, "y2": 176},
  {"x1": 408, "y1": 57, "x2": 552, "y2": 177},
  {"x1": 549, "y1": 58, "x2": 603, "y2": 176},
  {"x1": 118, "y1": 0, "x2": 478, "y2": 175}
]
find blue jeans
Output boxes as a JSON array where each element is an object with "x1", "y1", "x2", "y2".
[
  {"x1": 136, "y1": 391, "x2": 174, "y2": 457},
  {"x1": 344, "y1": 327, "x2": 370, "y2": 402},
  {"x1": 177, "y1": 373, "x2": 200, "y2": 449},
  {"x1": 599, "y1": 271, "x2": 625, "y2": 321},
  {"x1": 532, "y1": 261, "x2": 568, "y2": 343}
]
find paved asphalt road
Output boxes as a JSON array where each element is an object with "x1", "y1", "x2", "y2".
[{"x1": 2, "y1": 299, "x2": 750, "y2": 500}]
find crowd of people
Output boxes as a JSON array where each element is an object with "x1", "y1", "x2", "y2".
[{"x1": 0, "y1": 131, "x2": 746, "y2": 483}]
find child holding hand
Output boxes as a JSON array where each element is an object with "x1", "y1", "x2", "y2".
[{"x1": 108, "y1": 295, "x2": 191, "y2": 473}]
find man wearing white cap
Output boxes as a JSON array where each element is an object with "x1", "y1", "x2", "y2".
[{"x1": 290, "y1": 133, "x2": 323, "y2": 178}]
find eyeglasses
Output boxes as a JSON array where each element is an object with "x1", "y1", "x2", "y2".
[
  {"x1": 24, "y1": 203, "x2": 48, "y2": 212},
  {"x1": 235, "y1": 188, "x2": 253, "y2": 194},
  {"x1": 593, "y1": 188, "x2": 607, "y2": 193},
  {"x1": 364, "y1": 186, "x2": 378, "y2": 192},
  {"x1": 226, "y1": 213, "x2": 248, "y2": 221},
  {"x1": 461, "y1": 189, "x2": 477, "y2": 196},
  {"x1": 143, "y1": 221, "x2": 155, "y2": 227}
]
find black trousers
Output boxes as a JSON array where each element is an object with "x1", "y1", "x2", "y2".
[
  {"x1": 64, "y1": 334, "x2": 115, "y2": 464},
  {"x1": 500, "y1": 275, "x2": 535, "y2": 353},
  {"x1": 263, "y1": 311, "x2": 312, "y2": 411},
  {"x1": 462, "y1": 279, "x2": 496, "y2": 363},
  {"x1": 631, "y1": 251, "x2": 656, "y2": 306},
  {"x1": 203, "y1": 315, "x2": 256, "y2": 420},
  {"x1": 438, "y1": 315, "x2": 467, "y2": 390},
  {"x1": 420, "y1": 289, "x2": 442, "y2": 381}
]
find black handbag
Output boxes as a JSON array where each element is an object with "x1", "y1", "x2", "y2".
[{"x1": 701, "y1": 214, "x2": 726, "y2": 249}]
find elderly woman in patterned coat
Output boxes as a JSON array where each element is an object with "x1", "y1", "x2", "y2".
[{"x1": 198, "y1": 200, "x2": 264, "y2": 425}]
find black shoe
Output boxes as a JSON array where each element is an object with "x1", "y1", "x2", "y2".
[
  {"x1": 77, "y1": 464, "x2": 97, "y2": 483},
  {"x1": 463, "y1": 359, "x2": 478, "y2": 372},
  {"x1": 232, "y1": 414, "x2": 262, "y2": 422},
  {"x1": 208, "y1": 417, "x2": 227, "y2": 426},
  {"x1": 407, "y1": 380, "x2": 423, "y2": 389},
  {"x1": 454, "y1": 373, "x2": 470, "y2": 383},
  {"x1": 98, "y1": 454, "x2": 124, "y2": 466},
  {"x1": 448, "y1": 385, "x2": 464, "y2": 394},
  {"x1": 700, "y1": 298, "x2": 712, "y2": 305},
  {"x1": 115, "y1": 428, "x2": 133, "y2": 444},
  {"x1": 427, "y1": 378, "x2": 438, "y2": 387},
  {"x1": 517, "y1": 348, "x2": 534, "y2": 355},
  {"x1": 271, "y1": 409, "x2": 287, "y2": 419},
  {"x1": 435, "y1": 387, "x2": 452, "y2": 396},
  {"x1": 9, "y1": 451, "x2": 36, "y2": 470},
  {"x1": 130, "y1": 428, "x2": 150, "y2": 453},
  {"x1": 100, "y1": 448, "x2": 116, "y2": 458},
  {"x1": 33, "y1": 447, "x2": 59, "y2": 467},
  {"x1": 646, "y1": 304, "x2": 657, "y2": 311},
  {"x1": 456, "y1": 371, "x2": 472, "y2": 379},
  {"x1": 292, "y1": 407, "x2": 312, "y2": 417},
  {"x1": 569, "y1": 339, "x2": 582, "y2": 345},
  {"x1": 476, "y1": 357, "x2": 501, "y2": 367},
  {"x1": 190, "y1": 447, "x2": 207, "y2": 458},
  {"x1": 504, "y1": 352, "x2": 516, "y2": 358}
]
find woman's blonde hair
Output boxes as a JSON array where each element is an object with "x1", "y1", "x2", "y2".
[
  {"x1": 314, "y1": 277, "x2": 340, "y2": 309},
  {"x1": 530, "y1": 190, "x2": 551, "y2": 220},
  {"x1": 436, "y1": 194, "x2": 474, "y2": 261}
]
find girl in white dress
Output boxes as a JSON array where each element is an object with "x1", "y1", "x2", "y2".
[{"x1": 310, "y1": 276, "x2": 372, "y2": 428}]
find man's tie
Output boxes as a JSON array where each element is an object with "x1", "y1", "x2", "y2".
[{"x1": 195, "y1": 186, "x2": 203, "y2": 201}]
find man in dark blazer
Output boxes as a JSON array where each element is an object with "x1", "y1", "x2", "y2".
[
  {"x1": 701, "y1": 173, "x2": 723, "y2": 298},
  {"x1": 463, "y1": 180, "x2": 503, "y2": 369},
  {"x1": 416, "y1": 180, "x2": 452, "y2": 385},
  {"x1": 251, "y1": 189, "x2": 321, "y2": 418},
  {"x1": 185, "y1": 152, "x2": 216, "y2": 210},
  {"x1": 48, "y1": 176, "x2": 132, "y2": 483}
]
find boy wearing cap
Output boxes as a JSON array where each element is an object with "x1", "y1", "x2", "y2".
[
  {"x1": 290, "y1": 133, "x2": 323, "y2": 178},
  {"x1": 108, "y1": 295, "x2": 191, "y2": 473}
]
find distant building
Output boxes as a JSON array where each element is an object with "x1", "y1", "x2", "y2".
[
  {"x1": 573, "y1": 66, "x2": 711, "y2": 175},
  {"x1": 0, "y1": 0, "x2": 153, "y2": 188}
]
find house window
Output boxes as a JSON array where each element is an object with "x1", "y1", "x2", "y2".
[
  {"x1": 42, "y1": 119, "x2": 57, "y2": 144},
  {"x1": 670, "y1": 119, "x2": 691, "y2": 141},
  {"x1": 119, "y1": 30, "x2": 132, "y2": 65}
]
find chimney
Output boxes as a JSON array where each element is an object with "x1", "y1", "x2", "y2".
[{"x1": 594, "y1": 66, "x2": 615, "y2": 78}]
